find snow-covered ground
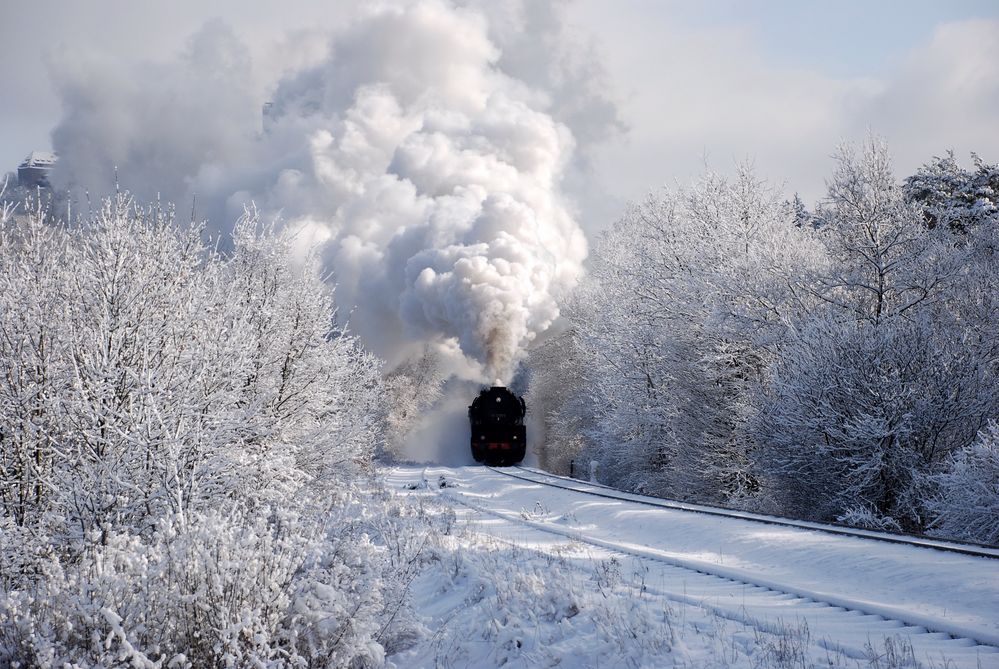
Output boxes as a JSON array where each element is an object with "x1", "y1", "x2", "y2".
[{"x1": 382, "y1": 464, "x2": 999, "y2": 668}]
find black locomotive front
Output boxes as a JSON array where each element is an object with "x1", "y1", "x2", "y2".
[{"x1": 469, "y1": 386, "x2": 526, "y2": 465}]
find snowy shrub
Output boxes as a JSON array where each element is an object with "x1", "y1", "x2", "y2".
[
  {"x1": 0, "y1": 503, "x2": 412, "y2": 668},
  {"x1": 0, "y1": 194, "x2": 382, "y2": 543},
  {"x1": 754, "y1": 316, "x2": 990, "y2": 527},
  {"x1": 925, "y1": 422, "x2": 999, "y2": 545},
  {"x1": 837, "y1": 505, "x2": 904, "y2": 533},
  {"x1": 0, "y1": 194, "x2": 414, "y2": 665}
]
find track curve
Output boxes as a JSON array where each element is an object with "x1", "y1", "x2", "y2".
[
  {"x1": 494, "y1": 465, "x2": 999, "y2": 560},
  {"x1": 409, "y1": 465, "x2": 999, "y2": 664}
]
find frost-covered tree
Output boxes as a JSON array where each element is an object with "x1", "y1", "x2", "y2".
[
  {"x1": 810, "y1": 138, "x2": 951, "y2": 326},
  {"x1": 0, "y1": 195, "x2": 383, "y2": 541},
  {"x1": 528, "y1": 140, "x2": 999, "y2": 540},
  {"x1": 904, "y1": 151, "x2": 999, "y2": 233},
  {"x1": 525, "y1": 323, "x2": 592, "y2": 475},
  {"x1": 0, "y1": 176, "x2": 16, "y2": 223},
  {"x1": 535, "y1": 165, "x2": 822, "y2": 503},
  {"x1": 905, "y1": 152, "x2": 999, "y2": 390},
  {"x1": 221, "y1": 213, "x2": 384, "y2": 495},
  {"x1": 0, "y1": 194, "x2": 416, "y2": 667},
  {"x1": 752, "y1": 139, "x2": 999, "y2": 529},
  {"x1": 925, "y1": 421, "x2": 999, "y2": 544},
  {"x1": 0, "y1": 201, "x2": 73, "y2": 528},
  {"x1": 754, "y1": 316, "x2": 993, "y2": 526},
  {"x1": 382, "y1": 346, "x2": 446, "y2": 460}
]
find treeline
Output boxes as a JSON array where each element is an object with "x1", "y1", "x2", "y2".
[
  {"x1": 0, "y1": 196, "x2": 425, "y2": 666},
  {"x1": 529, "y1": 140, "x2": 999, "y2": 544}
]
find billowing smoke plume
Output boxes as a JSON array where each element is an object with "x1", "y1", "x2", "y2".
[
  {"x1": 47, "y1": 0, "x2": 618, "y2": 389},
  {"x1": 267, "y1": 0, "x2": 588, "y2": 382}
]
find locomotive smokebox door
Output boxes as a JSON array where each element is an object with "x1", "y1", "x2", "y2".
[{"x1": 468, "y1": 386, "x2": 527, "y2": 466}]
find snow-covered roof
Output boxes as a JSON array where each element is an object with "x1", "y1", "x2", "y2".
[{"x1": 19, "y1": 151, "x2": 57, "y2": 169}]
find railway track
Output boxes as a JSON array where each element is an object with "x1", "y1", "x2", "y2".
[
  {"x1": 493, "y1": 465, "x2": 999, "y2": 561},
  {"x1": 405, "y1": 465, "x2": 999, "y2": 662}
]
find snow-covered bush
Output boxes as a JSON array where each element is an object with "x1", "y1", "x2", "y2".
[
  {"x1": 836, "y1": 504, "x2": 904, "y2": 533},
  {"x1": 0, "y1": 497, "x2": 431, "y2": 667},
  {"x1": 753, "y1": 316, "x2": 991, "y2": 527},
  {"x1": 925, "y1": 422, "x2": 999, "y2": 544},
  {"x1": 0, "y1": 194, "x2": 419, "y2": 666},
  {"x1": 0, "y1": 194, "x2": 382, "y2": 544}
]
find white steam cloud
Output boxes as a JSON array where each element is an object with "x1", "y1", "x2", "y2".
[{"x1": 48, "y1": 0, "x2": 610, "y2": 385}]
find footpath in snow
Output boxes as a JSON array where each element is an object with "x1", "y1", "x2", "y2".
[{"x1": 383, "y1": 464, "x2": 999, "y2": 669}]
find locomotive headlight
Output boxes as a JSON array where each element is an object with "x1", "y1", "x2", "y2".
[{"x1": 513, "y1": 435, "x2": 517, "y2": 440}]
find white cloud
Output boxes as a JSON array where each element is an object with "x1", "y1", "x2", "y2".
[
  {"x1": 856, "y1": 19, "x2": 999, "y2": 176},
  {"x1": 567, "y1": 7, "x2": 999, "y2": 210}
]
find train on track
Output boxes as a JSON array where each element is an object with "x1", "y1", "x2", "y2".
[{"x1": 469, "y1": 386, "x2": 526, "y2": 466}]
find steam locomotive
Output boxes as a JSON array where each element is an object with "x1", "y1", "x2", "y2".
[{"x1": 469, "y1": 386, "x2": 526, "y2": 466}]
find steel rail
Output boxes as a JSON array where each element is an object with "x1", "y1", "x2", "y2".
[
  {"x1": 423, "y1": 466, "x2": 999, "y2": 653},
  {"x1": 484, "y1": 465, "x2": 999, "y2": 561}
]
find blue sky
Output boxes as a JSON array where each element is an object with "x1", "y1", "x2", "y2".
[{"x1": 665, "y1": 0, "x2": 999, "y2": 75}]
